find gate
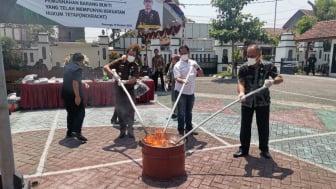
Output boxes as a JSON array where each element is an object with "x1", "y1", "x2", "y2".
[{"x1": 195, "y1": 58, "x2": 218, "y2": 75}]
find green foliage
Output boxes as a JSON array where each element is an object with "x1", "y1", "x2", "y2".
[
  {"x1": 0, "y1": 37, "x2": 22, "y2": 70},
  {"x1": 315, "y1": 0, "x2": 336, "y2": 21},
  {"x1": 210, "y1": 0, "x2": 268, "y2": 75},
  {"x1": 264, "y1": 33, "x2": 280, "y2": 47},
  {"x1": 25, "y1": 24, "x2": 56, "y2": 44},
  {"x1": 210, "y1": 0, "x2": 268, "y2": 44},
  {"x1": 108, "y1": 51, "x2": 120, "y2": 61},
  {"x1": 217, "y1": 71, "x2": 232, "y2": 77},
  {"x1": 296, "y1": 15, "x2": 317, "y2": 34},
  {"x1": 233, "y1": 50, "x2": 241, "y2": 63},
  {"x1": 298, "y1": 0, "x2": 336, "y2": 35}
]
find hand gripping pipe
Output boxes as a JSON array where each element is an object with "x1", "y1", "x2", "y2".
[
  {"x1": 112, "y1": 70, "x2": 149, "y2": 135},
  {"x1": 163, "y1": 66, "x2": 194, "y2": 133},
  {"x1": 175, "y1": 86, "x2": 267, "y2": 144}
]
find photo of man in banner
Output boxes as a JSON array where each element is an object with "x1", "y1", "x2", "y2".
[{"x1": 136, "y1": 0, "x2": 161, "y2": 31}]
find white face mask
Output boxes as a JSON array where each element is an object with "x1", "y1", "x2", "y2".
[
  {"x1": 181, "y1": 54, "x2": 188, "y2": 61},
  {"x1": 127, "y1": 55, "x2": 135, "y2": 62},
  {"x1": 247, "y1": 58, "x2": 257, "y2": 66}
]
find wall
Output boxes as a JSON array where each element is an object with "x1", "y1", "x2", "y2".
[{"x1": 329, "y1": 39, "x2": 336, "y2": 77}]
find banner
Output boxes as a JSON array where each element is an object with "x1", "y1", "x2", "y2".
[{"x1": 17, "y1": 0, "x2": 163, "y2": 30}]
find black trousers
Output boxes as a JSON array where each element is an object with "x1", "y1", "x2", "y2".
[
  {"x1": 114, "y1": 86, "x2": 135, "y2": 132},
  {"x1": 64, "y1": 98, "x2": 85, "y2": 134},
  {"x1": 240, "y1": 105, "x2": 270, "y2": 153},
  {"x1": 153, "y1": 71, "x2": 164, "y2": 91}
]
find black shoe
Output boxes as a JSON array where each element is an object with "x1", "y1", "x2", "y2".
[
  {"x1": 71, "y1": 132, "x2": 88, "y2": 142},
  {"x1": 233, "y1": 150, "x2": 248, "y2": 158},
  {"x1": 171, "y1": 114, "x2": 177, "y2": 119},
  {"x1": 260, "y1": 151, "x2": 271, "y2": 159}
]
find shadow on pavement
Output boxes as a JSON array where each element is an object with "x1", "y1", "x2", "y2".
[
  {"x1": 102, "y1": 137, "x2": 140, "y2": 167},
  {"x1": 58, "y1": 137, "x2": 86, "y2": 148},
  {"x1": 141, "y1": 174, "x2": 188, "y2": 188},
  {"x1": 244, "y1": 155, "x2": 294, "y2": 179},
  {"x1": 185, "y1": 135, "x2": 208, "y2": 156}
]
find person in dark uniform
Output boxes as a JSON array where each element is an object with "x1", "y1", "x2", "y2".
[
  {"x1": 307, "y1": 53, "x2": 317, "y2": 75},
  {"x1": 104, "y1": 48, "x2": 140, "y2": 138},
  {"x1": 152, "y1": 48, "x2": 165, "y2": 91},
  {"x1": 61, "y1": 53, "x2": 90, "y2": 142},
  {"x1": 136, "y1": 0, "x2": 161, "y2": 30},
  {"x1": 165, "y1": 54, "x2": 180, "y2": 119},
  {"x1": 233, "y1": 44, "x2": 283, "y2": 159}
]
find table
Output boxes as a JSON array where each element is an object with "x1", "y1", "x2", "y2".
[{"x1": 20, "y1": 80, "x2": 154, "y2": 109}]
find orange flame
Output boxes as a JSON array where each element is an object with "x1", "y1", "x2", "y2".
[{"x1": 143, "y1": 128, "x2": 172, "y2": 147}]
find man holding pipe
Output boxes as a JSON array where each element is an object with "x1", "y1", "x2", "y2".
[
  {"x1": 174, "y1": 45, "x2": 203, "y2": 136},
  {"x1": 104, "y1": 48, "x2": 139, "y2": 138},
  {"x1": 234, "y1": 44, "x2": 283, "y2": 159}
]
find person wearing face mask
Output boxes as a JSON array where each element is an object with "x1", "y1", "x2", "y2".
[
  {"x1": 62, "y1": 53, "x2": 90, "y2": 142},
  {"x1": 234, "y1": 44, "x2": 283, "y2": 159},
  {"x1": 104, "y1": 48, "x2": 139, "y2": 139},
  {"x1": 173, "y1": 45, "x2": 203, "y2": 136}
]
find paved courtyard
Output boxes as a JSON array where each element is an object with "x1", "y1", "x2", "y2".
[{"x1": 7, "y1": 75, "x2": 336, "y2": 188}]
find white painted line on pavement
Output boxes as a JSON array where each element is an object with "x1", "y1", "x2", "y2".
[
  {"x1": 270, "y1": 148, "x2": 336, "y2": 174},
  {"x1": 269, "y1": 131, "x2": 336, "y2": 143},
  {"x1": 35, "y1": 110, "x2": 60, "y2": 176},
  {"x1": 156, "y1": 99, "x2": 232, "y2": 146},
  {"x1": 24, "y1": 158, "x2": 142, "y2": 178},
  {"x1": 196, "y1": 125, "x2": 232, "y2": 146},
  {"x1": 272, "y1": 89, "x2": 336, "y2": 102}
]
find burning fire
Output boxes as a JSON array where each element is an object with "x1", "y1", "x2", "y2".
[{"x1": 143, "y1": 128, "x2": 175, "y2": 147}]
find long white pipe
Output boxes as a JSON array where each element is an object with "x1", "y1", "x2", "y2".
[
  {"x1": 163, "y1": 66, "x2": 193, "y2": 133},
  {"x1": 112, "y1": 70, "x2": 148, "y2": 135},
  {"x1": 175, "y1": 86, "x2": 267, "y2": 144}
]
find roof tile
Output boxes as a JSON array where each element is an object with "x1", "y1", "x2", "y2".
[{"x1": 296, "y1": 19, "x2": 336, "y2": 41}]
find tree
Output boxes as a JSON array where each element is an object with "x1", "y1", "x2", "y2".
[
  {"x1": 210, "y1": 0, "x2": 268, "y2": 74},
  {"x1": 301, "y1": 0, "x2": 336, "y2": 34},
  {"x1": 24, "y1": 24, "x2": 56, "y2": 47},
  {"x1": 296, "y1": 15, "x2": 317, "y2": 34},
  {"x1": 314, "y1": 0, "x2": 336, "y2": 21},
  {"x1": 0, "y1": 37, "x2": 22, "y2": 70}
]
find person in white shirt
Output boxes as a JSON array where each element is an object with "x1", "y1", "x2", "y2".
[{"x1": 173, "y1": 45, "x2": 203, "y2": 136}]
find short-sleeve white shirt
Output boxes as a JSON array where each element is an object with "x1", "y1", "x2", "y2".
[{"x1": 173, "y1": 59, "x2": 198, "y2": 95}]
